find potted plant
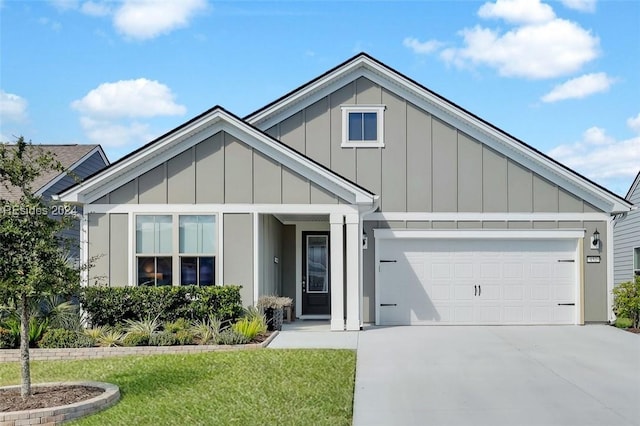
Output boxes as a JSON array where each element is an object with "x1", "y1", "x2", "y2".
[{"x1": 257, "y1": 295, "x2": 292, "y2": 331}]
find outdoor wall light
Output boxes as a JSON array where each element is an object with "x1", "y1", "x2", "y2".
[
  {"x1": 590, "y1": 229, "x2": 600, "y2": 250},
  {"x1": 362, "y1": 229, "x2": 368, "y2": 250}
]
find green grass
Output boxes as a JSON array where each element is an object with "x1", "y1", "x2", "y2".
[{"x1": 0, "y1": 349, "x2": 356, "y2": 425}]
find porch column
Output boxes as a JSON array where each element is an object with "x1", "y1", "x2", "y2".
[
  {"x1": 330, "y1": 213, "x2": 345, "y2": 331},
  {"x1": 345, "y1": 214, "x2": 361, "y2": 330}
]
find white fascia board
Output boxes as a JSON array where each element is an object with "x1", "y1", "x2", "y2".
[
  {"x1": 373, "y1": 228, "x2": 586, "y2": 240},
  {"x1": 60, "y1": 108, "x2": 374, "y2": 206},
  {"x1": 59, "y1": 110, "x2": 225, "y2": 203},
  {"x1": 84, "y1": 203, "x2": 359, "y2": 215},
  {"x1": 365, "y1": 212, "x2": 611, "y2": 222},
  {"x1": 247, "y1": 56, "x2": 630, "y2": 214}
]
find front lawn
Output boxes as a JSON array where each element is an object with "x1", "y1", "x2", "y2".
[{"x1": 0, "y1": 349, "x2": 356, "y2": 425}]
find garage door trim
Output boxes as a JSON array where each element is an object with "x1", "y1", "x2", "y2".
[{"x1": 374, "y1": 229, "x2": 585, "y2": 326}]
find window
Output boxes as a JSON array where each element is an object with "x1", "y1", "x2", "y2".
[
  {"x1": 136, "y1": 215, "x2": 173, "y2": 286},
  {"x1": 136, "y1": 214, "x2": 216, "y2": 286},
  {"x1": 179, "y1": 215, "x2": 215, "y2": 286},
  {"x1": 634, "y1": 247, "x2": 640, "y2": 277},
  {"x1": 341, "y1": 105, "x2": 385, "y2": 147}
]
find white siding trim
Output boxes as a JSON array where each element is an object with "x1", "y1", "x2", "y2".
[
  {"x1": 373, "y1": 229, "x2": 585, "y2": 240},
  {"x1": 128, "y1": 213, "x2": 134, "y2": 286},
  {"x1": 607, "y1": 216, "x2": 614, "y2": 322},
  {"x1": 218, "y1": 213, "x2": 224, "y2": 286},
  {"x1": 80, "y1": 214, "x2": 89, "y2": 287},
  {"x1": 365, "y1": 212, "x2": 610, "y2": 222},
  {"x1": 85, "y1": 203, "x2": 358, "y2": 215},
  {"x1": 345, "y1": 214, "x2": 360, "y2": 330},
  {"x1": 253, "y1": 212, "x2": 260, "y2": 306}
]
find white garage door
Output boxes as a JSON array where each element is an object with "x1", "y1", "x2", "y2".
[{"x1": 377, "y1": 238, "x2": 578, "y2": 325}]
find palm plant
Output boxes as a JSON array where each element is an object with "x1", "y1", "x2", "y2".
[{"x1": 191, "y1": 316, "x2": 223, "y2": 345}]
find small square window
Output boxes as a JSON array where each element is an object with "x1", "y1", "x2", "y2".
[{"x1": 341, "y1": 105, "x2": 385, "y2": 147}]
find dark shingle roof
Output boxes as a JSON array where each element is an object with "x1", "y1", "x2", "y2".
[{"x1": 0, "y1": 144, "x2": 99, "y2": 202}]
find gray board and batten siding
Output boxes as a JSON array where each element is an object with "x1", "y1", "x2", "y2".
[
  {"x1": 264, "y1": 76, "x2": 609, "y2": 323},
  {"x1": 614, "y1": 173, "x2": 640, "y2": 285},
  {"x1": 86, "y1": 130, "x2": 340, "y2": 293}
]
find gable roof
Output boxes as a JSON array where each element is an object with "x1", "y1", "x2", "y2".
[
  {"x1": 0, "y1": 144, "x2": 107, "y2": 202},
  {"x1": 246, "y1": 52, "x2": 632, "y2": 214},
  {"x1": 58, "y1": 106, "x2": 376, "y2": 205},
  {"x1": 625, "y1": 171, "x2": 640, "y2": 201}
]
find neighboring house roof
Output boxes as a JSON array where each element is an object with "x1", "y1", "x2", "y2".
[
  {"x1": 58, "y1": 107, "x2": 377, "y2": 205},
  {"x1": 624, "y1": 171, "x2": 640, "y2": 201},
  {"x1": 0, "y1": 144, "x2": 108, "y2": 202},
  {"x1": 246, "y1": 52, "x2": 632, "y2": 214}
]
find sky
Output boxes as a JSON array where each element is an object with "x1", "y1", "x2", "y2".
[{"x1": 0, "y1": 0, "x2": 639, "y2": 197}]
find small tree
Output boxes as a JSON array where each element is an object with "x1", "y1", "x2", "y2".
[
  {"x1": 613, "y1": 276, "x2": 640, "y2": 328},
  {"x1": 0, "y1": 137, "x2": 80, "y2": 399}
]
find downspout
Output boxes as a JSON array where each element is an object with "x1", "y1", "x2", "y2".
[{"x1": 358, "y1": 196, "x2": 380, "y2": 328}]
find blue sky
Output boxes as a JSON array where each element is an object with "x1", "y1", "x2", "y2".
[{"x1": 1, "y1": 0, "x2": 638, "y2": 196}]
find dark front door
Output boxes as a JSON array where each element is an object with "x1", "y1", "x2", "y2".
[{"x1": 302, "y1": 231, "x2": 330, "y2": 315}]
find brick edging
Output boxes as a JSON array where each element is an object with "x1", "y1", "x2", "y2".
[
  {"x1": 0, "y1": 381, "x2": 119, "y2": 426},
  {"x1": 0, "y1": 331, "x2": 279, "y2": 363}
]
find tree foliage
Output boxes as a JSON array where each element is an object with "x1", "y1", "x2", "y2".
[{"x1": 0, "y1": 137, "x2": 80, "y2": 398}]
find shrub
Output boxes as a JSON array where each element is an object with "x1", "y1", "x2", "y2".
[
  {"x1": 39, "y1": 328, "x2": 93, "y2": 348},
  {"x1": 96, "y1": 329, "x2": 124, "y2": 347},
  {"x1": 122, "y1": 332, "x2": 149, "y2": 347},
  {"x1": 0, "y1": 327, "x2": 17, "y2": 349},
  {"x1": 80, "y1": 286, "x2": 243, "y2": 327},
  {"x1": 614, "y1": 317, "x2": 634, "y2": 329},
  {"x1": 175, "y1": 329, "x2": 194, "y2": 345},
  {"x1": 149, "y1": 331, "x2": 178, "y2": 346},
  {"x1": 612, "y1": 277, "x2": 640, "y2": 328},
  {"x1": 232, "y1": 317, "x2": 267, "y2": 341},
  {"x1": 215, "y1": 329, "x2": 249, "y2": 345},
  {"x1": 163, "y1": 318, "x2": 191, "y2": 333},
  {"x1": 191, "y1": 316, "x2": 224, "y2": 345}
]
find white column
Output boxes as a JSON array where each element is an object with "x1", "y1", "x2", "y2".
[
  {"x1": 345, "y1": 214, "x2": 361, "y2": 330},
  {"x1": 330, "y1": 214, "x2": 345, "y2": 331}
]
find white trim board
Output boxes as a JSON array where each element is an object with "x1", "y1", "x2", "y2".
[
  {"x1": 365, "y1": 212, "x2": 610, "y2": 222},
  {"x1": 84, "y1": 203, "x2": 359, "y2": 215},
  {"x1": 373, "y1": 229, "x2": 586, "y2": 240}
]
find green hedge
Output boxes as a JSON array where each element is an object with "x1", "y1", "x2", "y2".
[{"x1": 79, "y1": 286, "x2": 243, "y2": 327}]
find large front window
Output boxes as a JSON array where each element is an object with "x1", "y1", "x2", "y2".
[{"x1": 136, "y1": 214, "x2": 216, "y2": 286}]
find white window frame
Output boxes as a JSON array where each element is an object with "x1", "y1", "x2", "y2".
[
  {"x1": 634, "y1": 246, "x2": 640, "y2": 277},
  {"x1": 134, "y1": 213, "x2": 218, "y2": 286},
  {"x1": 341, "y1": 105, "x2": 385, "y2": 148}
]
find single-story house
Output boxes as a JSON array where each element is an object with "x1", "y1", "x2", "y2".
[
  {"x1": 58, "y1": 53, "x2": 632, "y2": 330},
  {"x1": 1, "y1": 144, "x2": 109, "y2": 259},
  {"x1": 613, "y1": 171, "x2": 640, "y2": 284}
]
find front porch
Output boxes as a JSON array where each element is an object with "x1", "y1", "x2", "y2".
[{"x1": 256, "y1": 211, "x2": 364, "y2": 331}]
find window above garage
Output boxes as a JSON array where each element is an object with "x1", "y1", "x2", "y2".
[{"x1": 341, "y1": 105, "x2": 385, "y2": 148}]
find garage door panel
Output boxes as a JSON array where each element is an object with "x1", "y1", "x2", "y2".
[{"x1": 378, "y1": 238, "x2": 578, "y2": 325}]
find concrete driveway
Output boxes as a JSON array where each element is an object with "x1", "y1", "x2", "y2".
[{"x1": 353, "y1": 325, "x2": 640, "y2": 426}]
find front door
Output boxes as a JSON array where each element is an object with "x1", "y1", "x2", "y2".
[{"x1": 302, "y1": 231, "x2": 330, "y2": 315}]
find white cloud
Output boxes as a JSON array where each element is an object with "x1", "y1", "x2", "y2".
[
  {"x1": 560, "y1": 0, "x2": 596, "y2": 13},
  {"x1": 441, "y1": 18, "x2": 599, "y2": 79},
  {"x1": 627, "y1": 113, "x2": 640, "y2": 133},
  {"x1": 72, "y1": 79, "x2": 185, "y2": 150},
  {"x1": 403, "y1": 37, "x2": 444, "y2": 54},
  {"x1": 80, "y1": 1, "x2": 112, "y2": 17},
  {"x1": 113, "y1": 0, "x2": 207, "y2": 40},
  {"x1": 79, "y1": 117, "x2": 152, "y2": 148},
  {"x1": 0, "y1": 90, "x2": 28, "y2": 122},
  {"x1": 548, "y1": 115, "x2": 640, "y2": 194},
  {"x1": 541, "y1": 72, "x2": 614, "y2": 102},
  {"x1": 478, "y1": 0, "x2": 555, "y2": 24},
  {"x1": 71, "y1": 78, "x2": 186, "y2": 118}
]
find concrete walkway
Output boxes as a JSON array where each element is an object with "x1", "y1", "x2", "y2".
[
  {"x1": 267, "y1": 321, "x2": 359, "y2": 349},
  {"x1": 353, "y1": 325, "x2": 640, "y2": 426}
]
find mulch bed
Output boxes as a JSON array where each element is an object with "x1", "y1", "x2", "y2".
[
  {"x1": 626, "y1": 328, "x2": 640, "y2": 334},
  {"x1": 0, "y1": 385, "x2": 104, "y2": 412}
]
